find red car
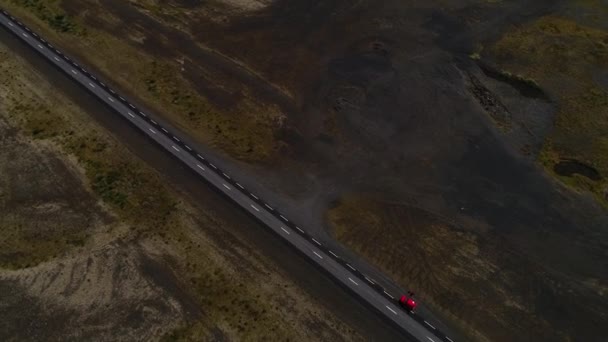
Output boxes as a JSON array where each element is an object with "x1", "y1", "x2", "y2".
[{"x1": 399, "y1": 293, "x2": 417, "y2": 312}]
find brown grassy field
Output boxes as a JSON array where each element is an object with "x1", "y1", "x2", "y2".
[
  {"x1": 0, "y1": 38, "x2": 362, "y2": 341},
  {"x1": 327, "y1": 196, "x2": 607, "y2": 342},
  {"x1": 485, "y1": 14, "x2": 608, "y2": 206}
]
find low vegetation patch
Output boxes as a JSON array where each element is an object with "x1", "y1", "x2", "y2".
[{"x1": 486, "y1": 14, "x2": 608, "y2": 205}]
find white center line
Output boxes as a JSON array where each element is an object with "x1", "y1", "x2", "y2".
[
  {"x1": 37, "y1": 44, "x2": 43, "y2": 49},
  {"x1": 280, "y1": 227, "x2": 290, "y2": 235},
  {"x1": 251, "y1": 204, "x2": 260, "y2": 212},
  {"x1": 109, "y1": 89, "x2": 115, "y2": 94},
  {"x1": 364, "y1": 276, "x2": 374, "y2": 284},
  {"x1": 173, "y1": 136, "x2": 180, "y2": 142},
  {"x1": 139, "y1": 111, "x2": 147, "y2": 117},
  {"x1": 89, "y1": 82, "x2": 96, "y2": 88},
  {"x1": 119, "y1": 96, "x2": 125, "y2": 101},
  {"x1": 128, "y1": 112, "x2": 135, "y2": 118},
  {"x1": 100, "y1": 82, "x2": 106, "y2": 87},
  {"x1": 151, "y1": 120, "x2": 158, "y2": 125},
  {"x1": 250, "y1": 193, "x2": 259, "y2": 200},
  {"x1": 329, "y1": 251, "x2": 339, "y2": 258},
  {"x1": 22, "y1": 32, "x2": 28, "y2": 38},
  {"x1": 264, "y1": 204, "x2": 273, "y2": 210},
  {"x1": 222, "y1": 184, "x2": 231, "y2": 190},
  {"x1": 280, "y1": 215, "x2": 289, "y2": 222},
  {"x1": 197, "y1": 154, "x2": 205, "y2": 160},
  {"x1": 210, "y1": 163, "x2": 217, "y2": 169},
  {"x1": 313, "y1": 251, "x2": 323, "y2": 259},
  {"x1": 53, "y1": 56, "x2": 60, "y2": 62},
  {"x1": 222, "y1": 173, "x2": 230, "y2": 179},
  {"x1": 446, "y1": 337, "x2": 454, "y2": 342},
  {"x1": 197, "y1": 164, "x2": 205, "y2": 171},
  {"x1": 348, "y1": 278, "x2": 358, "y2": 286},
  {"x1": 71, "y1": 69, "x2": 77, "y2": 75},
  {"x1": 386, "y1": 306, "x2": 398, "y2": 315},
  {"x1": 149, "y1": 128, "x2": 156, "y2": 134},
  {"x1": 161, "y1": 128, "x2": 168, "y2": 133},
  {"x1": 185, "y1": 145, "x2": 192, "y2": 151},
  {"x1": 424, "y1": 321, "x2": 436, "y2": 330},
  {"x1": 108, "y1": 97, "x2": 115, "y2": 102},
  {"x1": 236, "y1": 183, "x2": 244, "y2": 189},
  {"x1": 427, "y1": 338, "x2": 436, "y2": 342},
  {"x1": 296, "y1": 226, "x2": 304, "y2": 233},
  {"x1": 383, "y1": 291, "x2": 395, "y2": 299},
  {"x1": 312, "y1": 238, "x2": 322, "y2": 246},
  {"x1": 8, "y1": 22, "x2": 13, "y2": 27},
  {"x1": 129, "y1": 104, "x2": 135, "y2": 109},
  {"x1": 172, "y1": 145, "x2": 180, "y2": 152},
  {"x1": 346, "y1": 264, "x2": 356, "y2": 271}
]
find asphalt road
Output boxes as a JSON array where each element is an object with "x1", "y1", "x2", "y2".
[{"x1": 0, "y1": 9, "x2": 456, "y2": 342}]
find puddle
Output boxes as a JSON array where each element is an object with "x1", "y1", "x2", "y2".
[{"x1": 554, "y1": 159, "x2": 601, "y2": 181}]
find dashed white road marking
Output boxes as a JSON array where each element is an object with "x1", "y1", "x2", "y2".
[
  {"x1": 21, "y1": 32, "x2": 28, "y2": 38},
  {"x1": 151, "y1": 120, "x2": 158, "y2": 125},
  {"x1": 108, "y1": 97, "x2": 115, "y2": 102},
  {"x1": 424, "y1": 321, "x2": 436, "y2": 330},
  {"x1": 296, "y1": 226, "x2": 304, "y2": 233},
  {"x1": 265, "y1": 204, "x2": 273, "y2": 210},
  {"x1": 37, "y1": 44, "x2": 43, "y2": 49},
  {"x1": 313, "y1": 251, "x2": 323, "y2": 259},
  {"x1": 149, "y1": 128, "x2": 156, "y2": 134},
  {"x1": 222, "y1": 173, "x2": 230, "y2": 179},
  {"x1": 280, "y1": 227, "x2": 290, "y2": 235},
  {"x1": 139, "y1": 111, "x2": 147, "y2": 117},
  {"x1": 250, "y1": 193, "x2": 259, "y2": 200},
  {"x1": 173, "y1": 136, "x2": 180, "y2": 142},
  {"x1": 53, "y1": 56, "x2": 60, "y2": 62},
  {"x1": 71, "y1": 69, "x2": 77, "y2": 75},
  {"x1": 426, "y1": 337, "x2": 436, "y2": 342},
  {"x1": 128, "y1": 112, "x2": 135, "y2": 118},
  {"x1": 197, "y1": 164, "x2": 205, "y2": 171},
  {"x1": 236, "y1": 183, "x2": 244, "y2": 189},
  {"x1": 185, "y1": 145, "x2": 192, "y2": 151},
  {"x1": 197, "y1": 154, "x2": 205, "y2": 160},
  {"x1": 386, "y1": 306, "x2": 398, "y2": 315},
  {"x1": 364, "y1": 276, "x2": 375, "y2": 284},
  {"x1": 91, "y1": 75, "x2": 97, "y2": 80},
  {"x1": 383, "y1": 291, "x2": 395, "y2": 300},
  {"x1": 329, "y1": 251, "x2": 339, "y2": 258},
  {"x1": 88, "y1": 82, "x2": 96, "y2": 88},
  {"x1": 348, "y1": 278, "x2": 358, "y2": 286},
  {"x1": 210, "y1": 163, "x2": 217, "y2": 169},
  {"x1": 8, "y1": 22, "x2": 13, "y2": 27},
  {"x1": 312, "y1": 238, "x2": 321, "y2": 246},
  {"x1": 109, "y1": 89, "x2": 115, "y2": 94},
  {"x1": 446, "y1": 337, "x2": 454, "y2": 342},
  {"x1": 129, "y1": 104, "x2": 135, "y2": 109},
  {"x1": 161, "y1": 128, "x2": 168, "y2": 133},
  {"x1": 100, "y1": 82, "x2": 106, "y2": 87},
  {"x1": 250, "y1": 204, "x2": 260, "y2": 212},
  {"x1": 280, "y1": 215, "x2": 289, "y2": 222},
  {"x1": 346, "y1": 264, "x2": 356, "y2": 271},
  {"x1": 222, "y1": 184, "x2": 231, "y2": 190},
  {"x1": 119, "y1": 96, "x2": 125, "y2": 101},
  {"x1": 172, "y1": 145, "x2": 180, "y2": 152}
]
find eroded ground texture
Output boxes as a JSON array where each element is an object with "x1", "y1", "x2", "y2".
[
  {"x1": 0, "y1": 0, "x2": 607, "y2": 341},
  {"x1": 0, "y1": 37, "x2": 364, "y2": 341}
]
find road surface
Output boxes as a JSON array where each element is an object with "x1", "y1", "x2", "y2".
[{"x1": 0, "y1": 9, "x2": 456, "y2": 342}]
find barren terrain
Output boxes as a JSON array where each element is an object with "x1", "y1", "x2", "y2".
[
  {"x1": 1, "y1": 0, "x2": 607, "y2": 341},
  {"x1": 0, "y1": 36, "x2": 369, "y2": 341}
]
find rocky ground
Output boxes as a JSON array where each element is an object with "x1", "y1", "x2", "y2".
[{"x1": 1, "y1": 0, "x2": 607, "y2": 341}]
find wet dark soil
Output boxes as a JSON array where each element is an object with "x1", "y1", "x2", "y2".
[{"x1": 554, "y1": 159, "x2": 602, "y2": 181}]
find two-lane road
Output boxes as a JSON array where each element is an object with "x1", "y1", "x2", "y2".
[{"x1": 0, "y1": 9, "x2": 455, "y2": 342}]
